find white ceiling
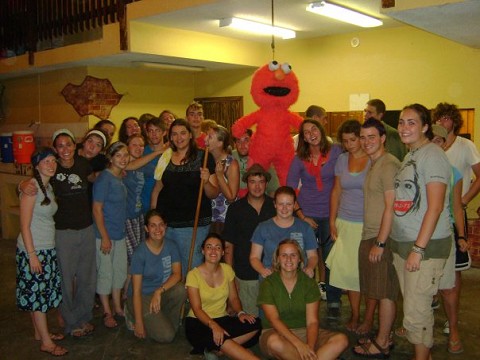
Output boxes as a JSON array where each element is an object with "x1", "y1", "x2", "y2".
[
  {"x1": 383, "y1": 0, "x2": 480, "y2": 49},
  {"x1": 137, "y1": 0, "x2": 400, "y2": 41},
  {"x1": 135, "y1": 0, "x2": 480, "y2": 48}
]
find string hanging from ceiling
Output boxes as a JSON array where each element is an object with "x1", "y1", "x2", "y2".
[{"x1": 271, "y1": 0, "x2": 275, "y2": 60}]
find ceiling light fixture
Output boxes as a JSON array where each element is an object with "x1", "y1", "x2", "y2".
[
  {"x1": 219, "y1": 17, "x2": 296, "y2": 39},
  {"x1": 306, "y1": 1, "x2": 383, "y2": 28}
]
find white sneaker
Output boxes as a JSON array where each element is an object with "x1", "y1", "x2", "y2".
[
  {"x1": 318, "y1": 282, "x2": 327, "y2": 301},
  {"x1": 443, "y1": 320, "x2": 450, "y2": 335}
]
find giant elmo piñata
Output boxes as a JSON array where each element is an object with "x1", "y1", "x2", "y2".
[{"x1": 232, "y1": 61, "x2": 302, "y2": 185}]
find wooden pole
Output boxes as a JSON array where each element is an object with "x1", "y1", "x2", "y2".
[
  {"x1": 186, "y1": 147, "x2": 209, "y2": 274},
  {"x1": 181, "y1": 148, "x2": 209, "y2": 322}
]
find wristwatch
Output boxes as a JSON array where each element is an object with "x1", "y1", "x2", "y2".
[{"x1": 375, "y1": 241, "x2": 386, "y2": 248}]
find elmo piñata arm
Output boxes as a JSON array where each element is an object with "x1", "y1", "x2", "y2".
[
  {"x1": 231, "y1": 111, "x2": 260, "y2": 139},
  {"x1": 289, "y1": 112, "x2": 303, "y2": 132}
]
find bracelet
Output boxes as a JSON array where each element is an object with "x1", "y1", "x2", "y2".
[
  {"x1": 159, "y1": 286, "x2": 166, "y2": 294},
  {"x1": 457, "y1": 236, "x2": 466, "y2": 241},
  {"x1": 462, "y1": 203, "x2": 468, "y2": 209},
  {"x1": 237, "y1": 311, "x2": 246, "y2": 317},
  {"x1": 294, "y1": 208, "x2": 302, "y2": 213},
  {"x1": 413, "y1": 243, "x2": 425, "y2": 250},
  {"x1": 411, "y1": 245, "x2": 425, "y2": 260}
]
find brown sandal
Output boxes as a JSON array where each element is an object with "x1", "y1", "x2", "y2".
[
  {"x1": 40, "y1": 344, "x2": 68, "y2": 357},
  {"x1": 352, "y1": 338, "x2": 390, "y2": 359},
  {"x1": 103, "y1": 313, "x2": 118, "y2": 328},
  {"x1": 357, "y1": 332, "x2": 394, "y2": 350}
]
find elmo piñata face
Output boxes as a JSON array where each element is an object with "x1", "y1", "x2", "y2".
[{"x1": 250, "y1": 61, "x2": 299, "y2": 109}]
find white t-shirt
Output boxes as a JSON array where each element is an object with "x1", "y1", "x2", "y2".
[{"x1": 445, "y1": 136, "x2": 480, "y2": 196}]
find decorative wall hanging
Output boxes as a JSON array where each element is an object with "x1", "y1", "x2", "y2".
[{"x1": 61, "y1": 76, "x2": 123, "y2": 119}]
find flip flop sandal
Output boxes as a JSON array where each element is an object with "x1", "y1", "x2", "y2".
[
  {"x1": 352, "y1": 338, "x2": 390, "y2": 359},
  {"x1": 448, "y1": 339, "x2": 464, "y2": 354},
  {"x1": 103, "y1": 313, "x2": 118, "y2": 328}
]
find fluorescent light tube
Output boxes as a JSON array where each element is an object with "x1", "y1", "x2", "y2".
[
  {"x1": 306, "y1": 1, "x2": 383, "y2": 28},
  {"x1": 219, "y1": 17, "x2": 296, "y2": 39}
]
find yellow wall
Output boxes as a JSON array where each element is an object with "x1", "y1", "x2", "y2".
[
  {"x1": 194, "y1": 25, "x2": 480, "y2": 141},
  {"x1": 86, "y1": 67, "x2": 196, "y2": 129},
  {"x1": 2, "y1": 66, "x2": 196, "y2": 132},
  {"x1": 3, "y1": 68, "x2": 87, "y2": 124},
  {"x1": 194, "y1": 68, "x2": 257, "y2": 114}
]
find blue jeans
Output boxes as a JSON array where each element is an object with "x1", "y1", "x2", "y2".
[
  {"x1": 165, "y1": 225, "x2": 210, "y2": 278},
  {"x1": 312, "y1": 217, "x2": 342, "y2": 307}
]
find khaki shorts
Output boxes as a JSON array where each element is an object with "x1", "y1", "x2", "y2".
[
  {"x1": 393, "y1": 253, "x2": 445, "y2": 348},
  {"x1": 96, "y1": 238, "x2": 127, "y2": 294},
  {"x1": 260, "y1": 327, "x2": 338, "y2": 357}
]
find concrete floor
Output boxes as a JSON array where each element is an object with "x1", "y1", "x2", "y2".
[{"x1": 1, "y1": 238, "x2": 479, "y2": 360}]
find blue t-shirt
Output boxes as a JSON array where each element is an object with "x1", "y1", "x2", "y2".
[
  {"x1": 140, "y1": 145, "x2": 159, "y2": 214},
  {"x1": 93, "y1": 169, "x2": 127, "y2": 240},
  {"x1": 251, "y1": 217, "x2": 318, "y2": 271},
  {"x1": 129, "y1": 240, "x2": 181, "y2": 296},
  {"x1": 124, "y1": 169, "x2": 145, "y2": 219}
]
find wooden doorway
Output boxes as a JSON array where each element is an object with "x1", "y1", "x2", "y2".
[{"x1": 194, "y1": 96, "x2": 243, "y2": 131}]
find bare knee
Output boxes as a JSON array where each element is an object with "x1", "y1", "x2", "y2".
[
  {"x1": 326, "y1": 333, "x2": 349, "y2": 353},
  {"x1": 267, "y1": 333, "x2": 287, "y2": 357}
]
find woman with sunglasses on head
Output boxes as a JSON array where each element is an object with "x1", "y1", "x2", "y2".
[{"x1": 205, "y1": 124, "x2": 240, "y2": 234}]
